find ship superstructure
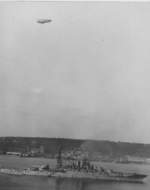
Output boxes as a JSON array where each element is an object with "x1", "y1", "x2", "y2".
[{"x1": 0, "y1": 148, "x2": 148, "y2": 183}]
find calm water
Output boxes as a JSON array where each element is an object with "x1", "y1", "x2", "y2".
[{"x1": 0, "y1": 155, "x2": 150, "y2": 190}]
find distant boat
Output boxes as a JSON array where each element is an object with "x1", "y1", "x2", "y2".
[{"x1": 37, "y1": 19, "x2": 52, "y2": 24}]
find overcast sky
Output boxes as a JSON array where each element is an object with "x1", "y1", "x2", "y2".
[{"x1": 1, "y1": 2, "x2": 150, "y2": 143}]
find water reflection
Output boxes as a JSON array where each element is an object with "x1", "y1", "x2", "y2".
[
  {"x1": 54, "y1": 178, "x2": 86, "y2": 190},
  {"x1": 0, "y1": 174, "x2": 149, "y2": 190}
]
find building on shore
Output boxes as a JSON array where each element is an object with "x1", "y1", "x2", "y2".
[{"x1": 6, "y1": 152, "x2": 21, "y2": 156}]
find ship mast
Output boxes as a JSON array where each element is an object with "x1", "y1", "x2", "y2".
[{"x1": 57, "y1": 145, "x2": 63, "y2": 168}]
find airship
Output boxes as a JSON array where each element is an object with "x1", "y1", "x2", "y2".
[{"x1": 37, "y1": 19, "x2": 52, "y2": 24}]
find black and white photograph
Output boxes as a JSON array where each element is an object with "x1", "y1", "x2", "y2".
[{"x1": 0, "y1": 1, "x2": 150, "y2": 189}]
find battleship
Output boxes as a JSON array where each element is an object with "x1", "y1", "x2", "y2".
[{"x1": 0, "y1": 147, "x2": 148, "y2": 183}]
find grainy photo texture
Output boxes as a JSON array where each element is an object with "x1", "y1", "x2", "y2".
[{"x1": 0, "y1": 2, "x2": 150, "y2": 190}]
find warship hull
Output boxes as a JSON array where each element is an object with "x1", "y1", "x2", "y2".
[
  {"x1": 0, "y1": 169, "x2": 147, "y2": 183},
  {"x1": 50, "y1": 171, "x2": 147, "y2": 183}
]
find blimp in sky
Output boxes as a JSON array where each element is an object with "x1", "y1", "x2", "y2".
[{"x1": 37, "y1": 19, "x2": 52, "y2": 24}]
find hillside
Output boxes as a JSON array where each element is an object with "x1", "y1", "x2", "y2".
[{"x1": 0, "y1": 137, "x2": 150, "y2": 158}]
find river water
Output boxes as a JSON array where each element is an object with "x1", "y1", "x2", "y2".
[{"x1": 0, "y1": 155, "x2": 150, "y2": 190}]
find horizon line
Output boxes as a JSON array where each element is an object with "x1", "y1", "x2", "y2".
[{"x1": 0, "y1": 136, "x2": 149, "y2": 145}]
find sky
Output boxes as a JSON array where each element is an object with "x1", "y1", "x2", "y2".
[{"x1": 0, "y1": 2, "x2": 150, "y2": 143}]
